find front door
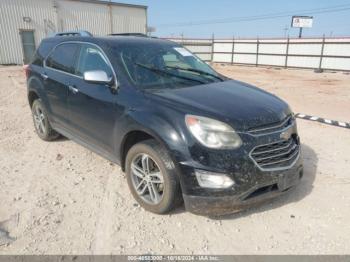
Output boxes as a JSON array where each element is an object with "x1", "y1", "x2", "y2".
[
  {"x1": 20, "y1": 30, "x2": 36, "y2": 64},
  {"x1": 68, "y1": 43, "x2": 118, "y2": 155}
]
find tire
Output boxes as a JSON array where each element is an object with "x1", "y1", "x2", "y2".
[
  {"x1": 31, "y1": 99, "x2": 60, "y2": 141},
  {"x1": 125, "y1": 139, "x2": 182, "y2": 214}
]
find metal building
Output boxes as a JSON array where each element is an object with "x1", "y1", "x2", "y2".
[{"x1": 0, "y1": 0, "x2": 148, "y2": 64}]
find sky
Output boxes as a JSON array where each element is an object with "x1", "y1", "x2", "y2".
[{"x1": 113, "y1": 0, "x2": 350, "y2": 38}]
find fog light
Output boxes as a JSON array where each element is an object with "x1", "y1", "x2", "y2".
[{"x1": 195, "y1": 170, "x2": 235, "y2": 189}]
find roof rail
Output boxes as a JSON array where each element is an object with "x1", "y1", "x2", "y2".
[
  {"x1": 53, "y1": 31, "x2": 93, "y2": 37},
  {"x1": 108, "y1": 33, "x2": 148, "y2": 37}
]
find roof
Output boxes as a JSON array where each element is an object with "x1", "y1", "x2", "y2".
[
  {"x1": 63, "y1": 0, "x2": 148, "y2": 9},
  {"x1": 44, "y1": 35, "x2": 177, "y2": 47},
  {"x1": 99, "y1": 36, "x2": 176, "y2": 46}
]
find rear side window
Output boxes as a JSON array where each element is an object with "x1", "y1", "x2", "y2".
[
  {"x1": 46, "y1": 43, "x2": 79, "y2": 74},
  {"x1": 76, "y1": 44, "x2": 113, "y2": 77},
  {"x1": 31, "y1": 41, "x2": 56, "y2": 66},
  {"x1": 32, "y1": 51, "x2": 44, "y2": 66}
]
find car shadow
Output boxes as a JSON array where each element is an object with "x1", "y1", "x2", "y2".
[
  {"x1": 51, "y1": 135, "x2": 69, "y2": 142},
  {"x1": 207, "y1": 143, "x2": 317, "y2": 220},
  {"x1": 49, "y1": 133, "x2": 317, "y2": 218}
]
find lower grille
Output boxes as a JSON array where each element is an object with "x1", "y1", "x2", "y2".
[
  {"x1": 250, "y1": 137, "x2": 300, "y2": 170},
  {"x1": 243, "y1": 184, "x2": 278, "y2": 201}
]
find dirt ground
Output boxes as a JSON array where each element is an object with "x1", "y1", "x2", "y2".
[{"x1": 0, "y1": 65, "x2": 349, "y2": 254}]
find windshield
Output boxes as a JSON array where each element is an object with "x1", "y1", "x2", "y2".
[{"x1": 112, "y1": 41, "x2": 222, "y2": 89}]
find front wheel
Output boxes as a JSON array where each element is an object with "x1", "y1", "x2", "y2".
[{"x1": 125, "y1": 139, "x2": 182, "y2": 214}]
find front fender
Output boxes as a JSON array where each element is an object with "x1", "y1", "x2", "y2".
[{"x1": 115, "y1": 106, "x2": 192, "y2": 166}]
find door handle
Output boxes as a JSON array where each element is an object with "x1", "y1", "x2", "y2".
[
  {"x1": 41, "y1": 73, "x2": 49, "y2": 80},
  {"x1": 68, "y1": 85, "x2": 79, "y2": 94}
]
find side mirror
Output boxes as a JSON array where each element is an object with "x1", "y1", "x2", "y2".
[{"x1": 83, "y1": 70, "x2": 113, "y2": 85}]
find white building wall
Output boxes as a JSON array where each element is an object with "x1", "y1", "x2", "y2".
[
  {"x1": 0, "y1": 0, "x2": 56, "y2": 64},
  {"x1": 111, "y1": 5, "x2": 147, "y2": 34},
  {"x1": 57, "y1": 1, "x2": 111, "y2": 35},
  {"x1": 0, "y1": 0, "x2": 147, "y2": 64}
]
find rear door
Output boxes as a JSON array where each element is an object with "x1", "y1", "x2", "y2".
[
  {"x1": 43, "y1": 43, "x2": 80, "y2": 128},
  {"x1": 67, "y1": 43, "x2": 118, "y2": 155}
]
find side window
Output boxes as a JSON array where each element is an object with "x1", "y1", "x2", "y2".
[
  {"x1": 31, "y1": 50, "x2": 44, "y2": 66},
  {"x1": 46, "y1": 43, "x2": 79, "y2": 74},
  {"x1": 76, "y1": 45, "x2": 113, "y2": 77},
  {"x1": 31, "y1": 41, "x2": 57, "y2": 66}
]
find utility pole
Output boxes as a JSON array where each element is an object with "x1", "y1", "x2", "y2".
[
  {"x1": 109, "y1": 0, "x2": 113, "y2": 34},
  {"x1": 53, "y1": 0, "x2": 60, "y2": 32}
]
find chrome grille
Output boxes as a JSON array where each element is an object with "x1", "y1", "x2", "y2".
[
  {"x1": 248, "y1": 116, "x2": 294, "y2": 135},
  {"x1": 250, "y1": 137, "x2": 300, "y2": 170}
]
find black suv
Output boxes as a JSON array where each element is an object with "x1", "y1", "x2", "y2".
[{"x1": 26, "y1": 32, "x2": 303, "y2": 216}]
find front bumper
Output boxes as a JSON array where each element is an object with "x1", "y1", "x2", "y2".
[
  {"x1": 183, "y1": 165, "x2": 303, "y2": 216},
  {"x1": 175, "y1": 123, "x2": 303, "y2": 216}
]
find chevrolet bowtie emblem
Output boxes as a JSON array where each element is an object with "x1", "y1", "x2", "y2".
[{"x1": 280, "y1": 129, "x2": 292, "y2": 140}]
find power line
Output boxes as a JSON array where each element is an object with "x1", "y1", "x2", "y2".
[{"x1": 158, "y1": 4, "x2": 350, "y2": 27}]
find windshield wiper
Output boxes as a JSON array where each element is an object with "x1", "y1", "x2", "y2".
[
  {"x1": 165, "y1": 66, "x2": 223, "y2": 82},
  {"x1": 135, "y1": 63, "x2": 205, "y2": 84}
]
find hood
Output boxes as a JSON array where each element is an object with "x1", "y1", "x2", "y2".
[{"x1": 147, "y1": 80, "x2": 291, "y2": 131}]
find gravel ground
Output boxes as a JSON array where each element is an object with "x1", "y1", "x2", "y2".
[{"x1": 0, "y1": 65, "x2": 349, "y2": 254}]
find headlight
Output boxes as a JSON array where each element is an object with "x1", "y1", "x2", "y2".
[{"x1": 185, "y1": 115, "x2": 242, "y2": 149}]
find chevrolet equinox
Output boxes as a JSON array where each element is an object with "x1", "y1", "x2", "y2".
[{"x1": 26, "y1": 32, "x2": 303, "y2": 215}]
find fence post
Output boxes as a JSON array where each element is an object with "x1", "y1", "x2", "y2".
[
  {"x1": 285, "y1": 36, "x2": 290, "y2": 68},
  {"x1": 211, "y1": 33, "x2": 215, "y2": 63},
  {"x1": 318, "y1": 34, "x2": 326, "y2": 72},
  {"x1": 256, "y1": 37, "x2": 259, "y2": 67},
  {"x1": 231, "y1": 35, "x2": 235, "y2": 64}
]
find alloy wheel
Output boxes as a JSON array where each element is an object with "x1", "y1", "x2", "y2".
[
  {"x1": 130, "y1": 153, "x2": 164, "y2": 205},
  {"x1": 33, "y1": 106, "x2": 46, "y2": 135}
]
